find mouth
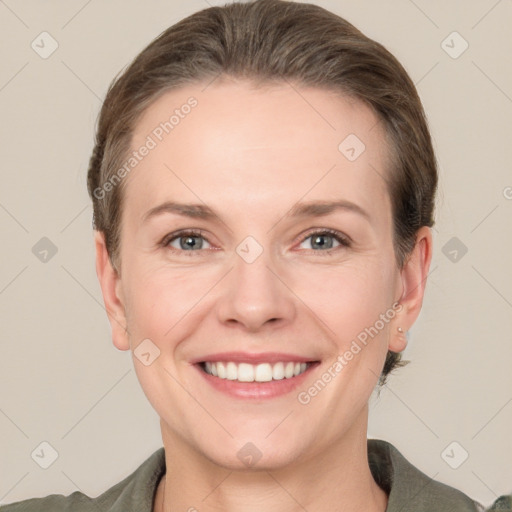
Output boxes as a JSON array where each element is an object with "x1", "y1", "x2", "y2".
[
  {"x1": 192, "y1": 353, "x2": 320, "y2": 399},
  {"x1": 199, "y1": 360, "x2": 312, "y2": 382}
]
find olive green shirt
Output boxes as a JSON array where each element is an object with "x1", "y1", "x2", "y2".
[{"x1": 1, "y1": 439, "x2": 509, "y2": 511}]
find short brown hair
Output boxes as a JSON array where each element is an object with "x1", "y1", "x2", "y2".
[{"x1": 87, "y1": 0, "x2": 438, "y2": 383}]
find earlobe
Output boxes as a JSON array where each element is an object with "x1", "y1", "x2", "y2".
[
  {"x1": 389, "y1": 325, "x2": 408, "y2": 352},
  {"x1": 395, "y1": 226, "x2": 432, "y2": 348},
  {"x1": 94, "y1": 231, "x2": 131, "y2": 351},
  {"x1": 389, "y1": 227, "x2": 433, "y2": 352}
]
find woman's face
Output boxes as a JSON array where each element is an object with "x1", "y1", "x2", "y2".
[{"x1": 97, "y1": 78, "x2": 429, "y2": 469}]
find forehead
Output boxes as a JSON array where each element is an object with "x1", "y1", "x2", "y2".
[{"x1": 124, "y1": 78, "x2": 391, "y2": 223}]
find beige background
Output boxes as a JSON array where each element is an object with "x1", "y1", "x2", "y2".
[{"x1": 1, "y1": 0, "x2": 511, "y2": 507}]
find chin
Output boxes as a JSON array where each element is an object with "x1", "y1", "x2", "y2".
[{"x1": 204, "y1": 443, "x2": 303, "y2": 472}]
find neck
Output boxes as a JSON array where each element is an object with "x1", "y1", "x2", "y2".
[{"x1": 156, "y1": 409, "x2": 387, "y2": 512}]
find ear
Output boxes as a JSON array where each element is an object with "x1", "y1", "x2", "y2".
[
  {"x1": 389, "y1": 226, "x2": 433, "y2": 352},
  {"x1": 94, "y1": 231, "x2": 130, "y2": 351}
]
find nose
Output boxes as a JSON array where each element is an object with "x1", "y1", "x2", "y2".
[{"x1": 215, "y1": 244, "x2": 297, "y2": 332}]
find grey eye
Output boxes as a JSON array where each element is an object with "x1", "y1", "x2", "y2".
[
  {"x1": 167, "y1": 233, "x2": 211, "y2": 251},
  {"x1": 300, "y1": 232, "x2": 343, "y2": 251}
]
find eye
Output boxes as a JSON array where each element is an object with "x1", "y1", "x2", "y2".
[
  {"x1": 298, "y1": 229, "x2": 351, "y2": 253},
  {"x1": 160, "y1": 228, "x2": 351, "y2": 256},
  {"x1": 162, "y1": 230, "x2": 212, "y2": 253}
]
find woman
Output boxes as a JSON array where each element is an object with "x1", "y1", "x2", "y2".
[{"x1": 2, "y1": 0, "x2": 508, "y2": 510}]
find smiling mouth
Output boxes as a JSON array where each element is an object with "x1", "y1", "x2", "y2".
[{"x1": 199, "y1": 361, "x2": 317, "y2": 383}]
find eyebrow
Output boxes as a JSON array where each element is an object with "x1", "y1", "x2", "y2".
[
  {"x1": 141, "y1": 199, "x2": 370, "y2": 224},
  {"x1": 288, "y1": 200, "x2": 370, "y2": 220}
]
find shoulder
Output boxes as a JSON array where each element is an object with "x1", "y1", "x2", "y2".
[
  {"x1": 368, "y1": 439, "x2": 482, "y2": 511},
  {"x1": 0, "y1": 447, "x2": 166, "y2": 512},
  {"x1": 1, "y1": 492, "x2": 96, "y2": 512},
  {"x1": 486, "y1": 494, "x2": 512, "y2": 511}
]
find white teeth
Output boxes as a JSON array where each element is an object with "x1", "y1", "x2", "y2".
[
  {"x1": 226, "y1": 362, "x2": 237, "y2": 380},
  {"x1": 284, "y1": 362, "x2": 294, "y2": 379},
  {"x1": 202, "y1": 361, "x2": 310, "y2": 382},
  {"x1": 255, "y1": 363, "x2": 273, "y2": 382},
  {"x1": 217, "y1": 362, "x2": 226, "y2": 379},
  {"x1": 237, "y1": 363, "x2": 254, "y2": 382},
  {"x1": 272, "y1": 362, "x2": 285, "y2": 380}
]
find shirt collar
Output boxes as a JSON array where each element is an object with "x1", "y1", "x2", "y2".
[
  {"x1": 106, "y1": 440, "x2": 481, "y2": 511},
  {"x1": 368, "y1": 439, "x2": 482, "y2": 511}
]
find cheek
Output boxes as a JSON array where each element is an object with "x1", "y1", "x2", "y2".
[
  {"x1": 291, "y1": 258, "x2": 397, "y2": 342},
  {"x1": 123, "y1": 262, "x2": 220, "y2": 341}
]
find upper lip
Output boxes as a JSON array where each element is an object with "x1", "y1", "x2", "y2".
[{"x1": 190, "y1": 352, "x2": 319, "y2": 365}]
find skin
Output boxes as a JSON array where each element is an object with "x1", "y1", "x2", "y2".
[{"x1": 95, "y1": 77, "x2": 432, "y2": 512}]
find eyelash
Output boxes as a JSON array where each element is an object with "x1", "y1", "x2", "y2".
[{"x1": 160, "y1": 228, "x2": 351, "y2": 256}]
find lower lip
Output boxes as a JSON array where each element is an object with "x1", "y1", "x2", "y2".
[{"x1": 194, "y1": 363, "x2": 319, "y2": 399}]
